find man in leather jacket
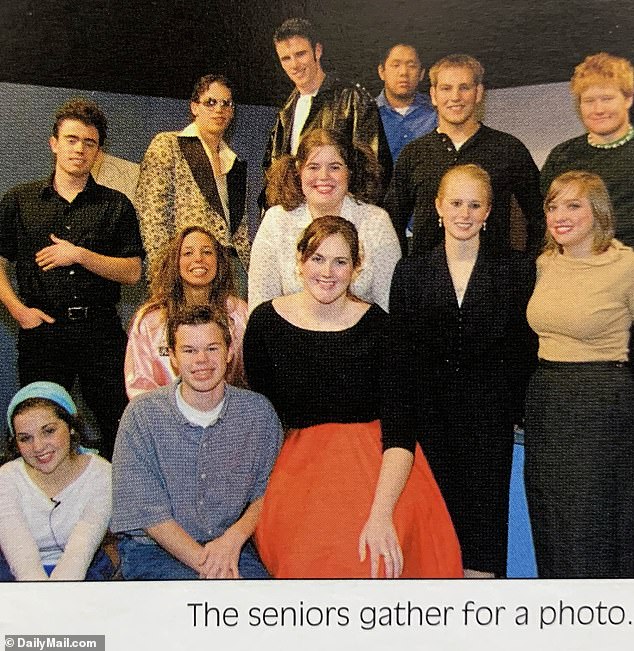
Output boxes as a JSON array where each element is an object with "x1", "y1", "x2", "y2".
[{"x1": 261, "y1": 18, "x2": 392, "y2": 208}]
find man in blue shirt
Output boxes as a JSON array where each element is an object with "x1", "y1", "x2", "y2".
[
  {"x1": 376, "y1": 44, "x2": 437, "y2": 244},
  {"x1": 376, "y1": 43, "x2": 437, "y2": 161},
  {"x1": 111, "y1": 305, "x2": 282, "y2": 580}
]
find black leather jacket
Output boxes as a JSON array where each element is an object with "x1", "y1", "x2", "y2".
[{"x1": 262, "y1": 75, "x2": 392, "y2": 207}]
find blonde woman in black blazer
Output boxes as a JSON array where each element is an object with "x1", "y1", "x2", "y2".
[{"x1": 388, "y1": 164, "x2": 537, "y2": 577}]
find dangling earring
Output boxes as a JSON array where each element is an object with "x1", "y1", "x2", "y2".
[
  {"x1": 482, "y1": 221, "x2": 487, "y2": 231},
  {"x1": 438, "y1": 217, "x2": 443, "y2": 227}
]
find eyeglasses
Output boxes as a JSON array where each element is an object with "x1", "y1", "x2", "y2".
[{"x1": 197, "y1": 98, "x2": 235, "y2": 110}]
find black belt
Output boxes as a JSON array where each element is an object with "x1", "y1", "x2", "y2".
[
  {"x1": 538, "y1": 359, "x2": 629, "y2": 369},
  {"x1": 46, "y1": 305, "x2": 117, "y2": 322}
]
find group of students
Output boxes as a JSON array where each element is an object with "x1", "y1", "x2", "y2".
[
  {"x1": 0, "y1": 17, "x2": 633, "y2": 580},
  {"x1": 1, "y1": 161, "x2": 632, "y2": 581}
]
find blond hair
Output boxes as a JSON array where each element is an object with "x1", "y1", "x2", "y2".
[
  {"x1": 429, "y1": 54, "x2": 484, "y2": 87},
  {"x1": 543, "y1": 171, "x2": 615, "y2": 254},
  {"x1": 437, "y1": 164, "x2": 493, "y2": 206}
]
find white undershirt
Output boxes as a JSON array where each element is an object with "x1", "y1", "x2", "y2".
[
  {"x1": 291, "y1": 92, "x2": 317, "y2": 154},
  {"x1": 436, "y1": 127, "x2": 467, "y2": 151},
  {"x1": 176, "y1": 383, "x2": 225, "y2": 427}
]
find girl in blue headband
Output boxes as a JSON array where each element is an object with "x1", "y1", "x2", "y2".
[{"x1": 0, "y1": 382, "x2": 113, "y2": 580}]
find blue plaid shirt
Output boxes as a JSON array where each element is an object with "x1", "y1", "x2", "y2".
[{"x1": 111, "y1": 382, "x2": 282, "y2": 542}]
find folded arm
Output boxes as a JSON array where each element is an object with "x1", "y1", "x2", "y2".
[
  {"x1": 50, "y1": 460, "x2": 112, "y2": 580},
  {"x1": 35, "y1": 234, "x2": 141, "y2": 284}
]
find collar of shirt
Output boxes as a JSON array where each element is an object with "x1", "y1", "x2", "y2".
[
  {"x1": 298, "y1": 88, "x2": 319, "y2": 99},
  {"x1": 40, "y1": 171, "x2": 99, "y2": 201},
  {"x1": 375, "y1": 89, "x2": 431, "y2": 115},
  {"x1": 175, "y1": 382, "x2": 226, "y2": 427},
  {"x1": 435, "y1": 122, "x2": 484, "y2": 150},
  {"x1": 169, "y1": 379, "x2": 232, "y2": 427},
  {"x1": 179, "y1": 122, "x2": 236, "y2": 175},
  {"x1": 301, "y1": 194, "x2": 356, "y2": 224},
  {"x1": 286, "y1": 74, "x2": 328, "y2": 105}
]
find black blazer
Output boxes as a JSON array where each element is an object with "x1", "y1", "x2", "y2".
[{"x1": 387, "y1": 243, "x2": 537, "y2": 437}]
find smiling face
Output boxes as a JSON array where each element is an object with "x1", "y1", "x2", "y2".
[
  {"x1": 49, "y1": 118, "x2": 100, "y2": 179},
  {"x1": 299, "y1": 232, "x2": 356, "y2": 305},
  {"x1": 190, "y1": 81, "x2": 234, "y2": 140},
  {"x1": 378, "y1": 44, "x2": 424, "y2": 107},
  {"x1": 545, "y1": 184, "x2": 596, "y2": 257},
  {"x1": 300, "y1": 145, "x2": 349, "y2": 216},
  {"x1": 579, "y1": 83, "x2": 633, "y2": 144},
  {"x1": 430, "y1": 65, "x2": 483, "y2": 130},
  {"x1": 169, "y1": 322, "x2": 232, "y2": 410},
  {"x1": 436, "y1": 171, "x2": 491, "y2": 242},
  {"x1": 275, "y1": 36, "x2": 324, "y2": 94},
  {"x1": 14, "y1": 405, "x2": 73, "y2": 476},
  {"x1": 178, "y1": 230, "x2": 218, "y2": 291}
]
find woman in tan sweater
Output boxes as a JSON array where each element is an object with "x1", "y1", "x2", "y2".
[{"x1": 525, "y1": 170, "x2": 634, "y2": 578}]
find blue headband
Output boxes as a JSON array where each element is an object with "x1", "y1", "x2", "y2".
[{"x1": 6, "y1": 382, "x2": 77, "y2": 437}]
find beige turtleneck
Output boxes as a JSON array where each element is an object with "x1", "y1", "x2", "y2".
[{"x1": 527, "y1": 241, "x2": 634, "y2": 362}]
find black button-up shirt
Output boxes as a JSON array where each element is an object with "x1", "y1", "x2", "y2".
[
  {"x1": 0, "y1": 175, "x2": 144, "y2": 310},
  {"x1": 384, "y1": 124, "x2": 544, "y2": 256}
]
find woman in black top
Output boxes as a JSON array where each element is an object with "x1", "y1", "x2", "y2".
[
  {"x1": 244, "y1": 216, "x2": 462, "y2": 578},
  {"x1": 390, "y1": 164, "x2": 536, "y2": 577}
]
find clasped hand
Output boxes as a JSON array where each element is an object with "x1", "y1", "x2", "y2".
[
  {"x1": 35, "y1": 234, "x2": 80, "y2": 271},
  {"x1": 198, "y1": 530, "x2": 242, "y2": 579}
]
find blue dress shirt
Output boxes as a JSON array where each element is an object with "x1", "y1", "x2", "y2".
[{"x1": 375, "y1": 90, "x2": 437, "y2": 162}]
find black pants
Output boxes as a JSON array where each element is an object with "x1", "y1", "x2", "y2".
[
  {"x1": 525, "y1": 362, "x2": 634, "y2": 578},
  {"x1": 17, "y1": 312, "x2": 128, "y2": 461}
]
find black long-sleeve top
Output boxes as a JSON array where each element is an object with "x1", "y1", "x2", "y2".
[
  {"x1": 243, "y1": 301, "x2": 415, "y2": 452},
  {"x1": 388, "y1": 244, "x2": 538, "y2": 435},
  {"x1": 384, "y1": 125, "x2": 544, "y2": 256}
]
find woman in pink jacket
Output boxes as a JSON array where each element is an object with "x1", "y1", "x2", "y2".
[{"x1": 125, "y1": 225, "x2": 247, "y2": 398}]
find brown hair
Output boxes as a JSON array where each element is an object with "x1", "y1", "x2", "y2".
[
  {"x1": 167, "y1": 304, "x2": 232, "y2": 351},
  {"x1": 437, "y1": 164, "x2": 493, "y2": 206},
  {"x1": 189, "y1": 74, "x2": 234, "y2": 121},
  {"x1": 138, "y1": 226, "x2": 235, "y2": 327},
  {"x1": 543, "y1": 171, "x2": 615, "y2": 255},
  {"x1": 296, "y1": 215, "x2": 362, "y2": 269},
  {"x1": 571, "y1": 52, "x2": 634, "y2": 100},
  {"x1": 273, "y1": 17, "x2": 321, "y2": 49},
  {"x1": 53, "y1": 98, "x2": 108, "y2": 146},
  {"x1": 265, "y1": 128, "x2": 380, "y2": 210},
  {"x1": 429, "y1": 54, "x2": 484, "y2": 87}
]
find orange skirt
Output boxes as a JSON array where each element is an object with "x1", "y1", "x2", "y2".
[{"x1": 255, "y1": 420, "x2": 463, "y2": 578}]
